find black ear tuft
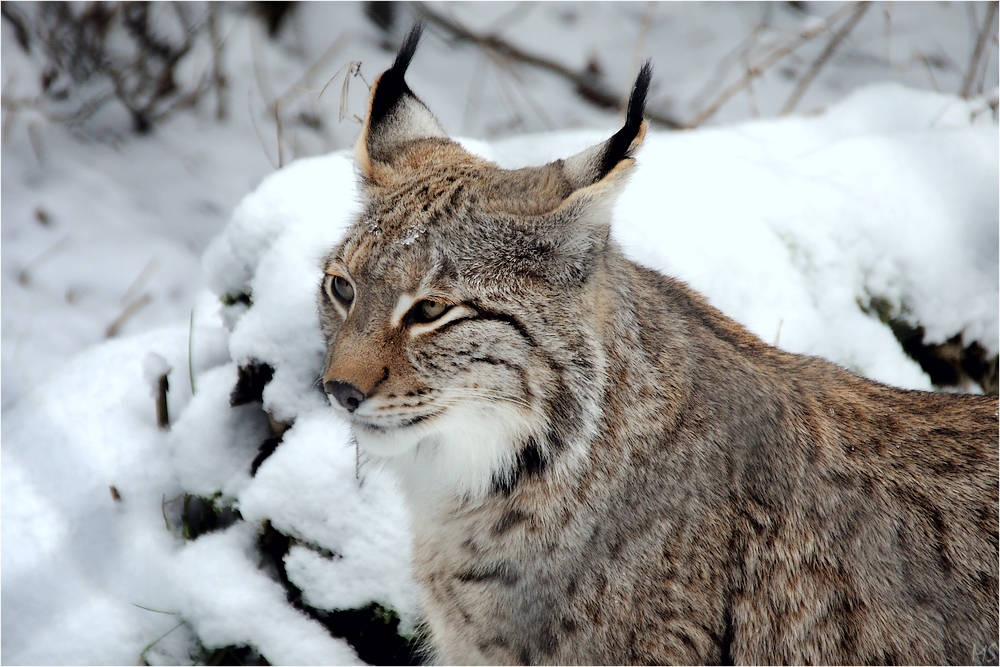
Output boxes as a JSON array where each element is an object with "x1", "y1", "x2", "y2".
[
  {"x1": 368, "y1": 23, "x2": 424, "y2": 129},
  {"x1": 597, "y1": 60, "x2": 652, "y2": 178},
  {"x1": 390, "y1": 23, "x2": 423, "y2": 77}
]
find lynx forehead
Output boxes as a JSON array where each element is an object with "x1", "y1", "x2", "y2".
[{"x1": 317, "y1": 25, "x2": 998, "y2": 666}]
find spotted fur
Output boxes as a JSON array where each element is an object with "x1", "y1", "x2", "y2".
[{"x1": 318, "y1": 27, "x2": 999, "y2": 665}]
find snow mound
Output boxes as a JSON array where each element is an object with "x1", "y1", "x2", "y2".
[{"x1": 3, "y1": 84, "x2": 996, "y2": 665}]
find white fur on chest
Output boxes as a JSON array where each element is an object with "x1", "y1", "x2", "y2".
[{"x1": 354, "y1": 399, "x2": 545, "y2": 503}]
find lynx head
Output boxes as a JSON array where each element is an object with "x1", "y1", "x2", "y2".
[{"x1": 319, "y1": 26, "x2": 650, "y2": 503}]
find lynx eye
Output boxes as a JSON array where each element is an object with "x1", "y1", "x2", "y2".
[
  {"x1": 410, "y1": 299, "x2": 450, "y2": 324},
  {"x1": 326, "y1": 274, "x2": 354, "y2": 306}
]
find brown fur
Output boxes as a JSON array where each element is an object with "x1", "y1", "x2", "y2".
[{"x1": 318, "y1": 30, "x2": 999, "y2": 665}]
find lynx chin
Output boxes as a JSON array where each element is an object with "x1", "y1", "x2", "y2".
[{"x1": 317, "y1": 25, "x2": 999, "y2": 666}]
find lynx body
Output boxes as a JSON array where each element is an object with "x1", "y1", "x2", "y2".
[{"x1": 318, "y1": 28, "x2": 999, "y2": 665}]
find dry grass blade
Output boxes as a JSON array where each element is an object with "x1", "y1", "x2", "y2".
[
  {"x1": 339, "y1": 62, "x2": 363, "y2": 122},
  {"x1": 781, "y1": 1, "x2": 871, "y2": 115},
  {"x1": 960, "y1": 2, "x2": 998, "y2": 98}
]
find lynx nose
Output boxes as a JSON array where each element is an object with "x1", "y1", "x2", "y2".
[{"x1": 326, "y1": 380, "x2": 365, "y2": 413}]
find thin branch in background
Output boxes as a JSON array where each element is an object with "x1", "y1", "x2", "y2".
[
  {"x1": 188, "y1": 309, "x2": 197, "y2": 396},
  {"x1": 207, "y1": 4, "x2": 228, "y2": 121},
  {"x1": 18, "y1": 233, "x2": 71, "y2": 286},
  {"x1": 27, "y1": 121, "x2": 45, "y2": 165},
  {"x1": 781, "y1": 1, "x2": 871, "y2": 115},
  {"x1": 484, "y1": 2, "x2": 534, "y2": 34},
  {"x1": 120, "y1": 256, "x2": 159, "y2": 307},
  {"x1": 689, "y1": 20, "x2": 766, "y2": 112},
  {"x1": 743, "y1": 49, "x2": 761, "y2": 117},
  {"x1": 415, "y1": 1, "x2": 682, "y2": 129},
  {"x1": 975, "y1": 29, "x2": 998, "y2": 95},
  {"x1": 484, "y1": 50, "x2": 528, "y2": 131},
  {"x1": 960, "y1": 1, "x2": 999, "y2": 98},
  {"x1": 688, "y1": 1, "x2": 862, "y2": 128},
  {"x1": 106, "y1": 293, "x2": 152, "y2": 338},
  {"x1": 1, "y1": 3, "x2": 31, "y2": 51},
  {"x1": 249, "y1": 21, "x2": 276, "y2": 110},
  {"x1": 917, "y1": 50, "x2": 942, "y2": 92},
  {"x1": 631, "y1": 2, "x2": 657, "y2": 99},
  {"x1": 283, "y1": 34, "x2": 354, "y2": 103},
  {"x1": 490, "y1": 48, "x2": 556, "y2": 131},
  {"x1": 462, "y1": 51, "x2": 488, "y2": 135},
  {"x1": 882, "y1": 4, "x2": 893, "y2": 69},
  {"x1": 740, "y1": 25, "x2": 768, "y2": 119},
  {"x1": 248, "y1": 90, "x2": 278, "y2": 169},
  {"x1": 1, "y1": 74, "x2": 27, "y2": 143},
  {"x1": 274, "y1": 99, "x2": 284, "y2": 168}
]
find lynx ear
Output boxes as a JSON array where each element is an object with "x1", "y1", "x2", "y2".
[
  {"x1": 356, "y1": 24, "x2": 448, "y2": 178},
  {"x1": 522, "y1": 64, "x2": 651, "y2": 282},
  {"x1": 560, "y1": 62, "x2": 651, "y2": 190}
]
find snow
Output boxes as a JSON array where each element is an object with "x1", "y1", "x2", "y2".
[{"x1": 2, "y1": 3, "x2": 997, "y2": 665}]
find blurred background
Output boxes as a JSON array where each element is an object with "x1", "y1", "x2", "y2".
[{"x1": 2, "y1": 1, "x2": 998, "y2": 410}]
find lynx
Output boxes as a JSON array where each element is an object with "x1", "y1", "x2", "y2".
[{"x1": 318, "y1": 27, "x2": 999, "y2": 665}]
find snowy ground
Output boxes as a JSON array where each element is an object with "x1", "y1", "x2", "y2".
[{"x1": 2, "y1": 2, "x2": 997, "y2": 665}]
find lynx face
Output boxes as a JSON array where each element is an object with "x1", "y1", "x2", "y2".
[
  {"x1": 318, "y1": 28, "x2": 649, "y2": 501},
  {"x1": 318, "y1": 161, "x2": 551, "y2": 497}
]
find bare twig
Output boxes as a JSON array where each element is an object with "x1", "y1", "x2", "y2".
[
  {"x1": 688, "y1": 1, "x2": 861, "y2": 128},
  {"x1": 415, "y1": 2, "x2": 682, "y2": 129},
  {"x1": 960, "y1": 2, "x2": 998, "y2": 98},
  {"x1": 781, "y1": 1, "x2": 871, "y2": 115}
]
